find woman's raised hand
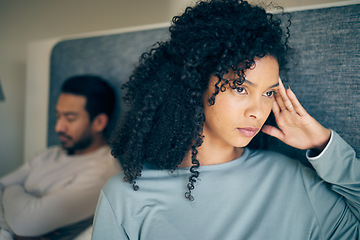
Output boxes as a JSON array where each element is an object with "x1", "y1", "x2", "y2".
[{"x1": 262, "y1": 78, "x2": 331, "y2": 152}]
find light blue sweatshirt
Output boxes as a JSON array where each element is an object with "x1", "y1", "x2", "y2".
[{"x1": 92, "y1": 131, "x2": 360, "y2": 240}]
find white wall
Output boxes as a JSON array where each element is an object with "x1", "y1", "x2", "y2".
[
  {"x1": 0, "y1": 0, "x2": 182, "y2": 177},
  {"x1": 0, "y1": 0, "x2": 353, "y2": 177}
]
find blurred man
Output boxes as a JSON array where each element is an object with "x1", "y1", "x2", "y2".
[{"x1": 0, "y1": 75, "x2": 122, "y2": 240}]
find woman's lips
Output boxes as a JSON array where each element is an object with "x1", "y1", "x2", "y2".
[{"x1": 237, "y1": 127, "x2": 259, "y2": 137}]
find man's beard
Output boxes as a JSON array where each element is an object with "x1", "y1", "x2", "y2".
[{"x1": 58, "y1": 133, "x2": 93, "y2": 155}]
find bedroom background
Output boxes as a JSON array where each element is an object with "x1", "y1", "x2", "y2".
[{"x1": 0, "y1": 0, "x2": 357, "y2": 177}]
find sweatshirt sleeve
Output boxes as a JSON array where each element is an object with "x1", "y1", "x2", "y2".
[
  {"x1": 305, "y1": 130, "x2": 360, "y2": 238},
  {"x1": 2, "y1": 168, "x2": 108, "y2": 237},
  {"x1": 0, "y1": 161, "x2": 31, "y2": 232},
  {"x1": 0, "y1": 163, "x2": 31, "y2": 187}
]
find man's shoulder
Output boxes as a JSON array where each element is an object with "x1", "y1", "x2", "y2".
[
  {"x1": 34, "y1": 145, "x2": 62, "y2": 154},
  {"x1": 86, "y1": 145, "x2": 121, "y2": 168},
  {"x1": 90, "y1": 145, "x2": 112, "y2": 158},
  {"x1": 31, "y1": 146, "x2": 64, "y2": 160},
  {"x1": 24, "y1": 146, "x2": 65, "y2": 168}
]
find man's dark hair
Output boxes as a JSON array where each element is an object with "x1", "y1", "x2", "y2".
[{"x1": 61, "y1": 75, "x2": 116, "y2": 123}]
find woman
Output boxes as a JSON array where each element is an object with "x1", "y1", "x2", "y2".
[{"x1": 92, "y1": 0, "x2": 360, "y2": 239}]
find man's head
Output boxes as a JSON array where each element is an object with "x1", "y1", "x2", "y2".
[{"x1": 55, "y1": 75, "x2": 116, "y2": 155}]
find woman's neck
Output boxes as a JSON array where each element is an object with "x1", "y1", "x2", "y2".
[{"x1": 178, "y1": 142, "x2": 244, "y2": 168}]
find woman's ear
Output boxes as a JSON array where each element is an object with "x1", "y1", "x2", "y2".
[{"x1": 91, "y1": 113, "x2": 109, "y2": 133}]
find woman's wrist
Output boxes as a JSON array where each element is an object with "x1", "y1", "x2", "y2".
[{"x1": 309, "y1": 128, "x2": 331, "y2": 155}]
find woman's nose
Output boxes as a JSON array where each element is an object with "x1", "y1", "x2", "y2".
[{"x1": 244, "y1": 98, "x2": 264, "y2": 120}]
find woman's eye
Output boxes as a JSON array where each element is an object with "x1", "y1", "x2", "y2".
[
  {"x1": 264, "y1": 91, "x2": 276, "y2": 98},
  {"x1": 235, "y1": 87, "x2": 247, "y2": 94}
]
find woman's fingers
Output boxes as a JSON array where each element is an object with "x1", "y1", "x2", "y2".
[
  {"x1": 275, "y1": 78, "x2": 288, "y2": 112},
  {"x1": 267, "y1": 78, "x2": 331, "y2": 150},
  {"x1": 276, "y1": 78, "x2": 308, "y2": 116},
  {"x1": 279, "y1": 78, "x2": 293, "y2": 111},
  {"x1": 286, "y1": 87, "x2": 308, "y2": 116},
  {"x1": 272, "y1": 97, "x2": 281, "y2": 114},
  {"x1": 262, "y1": 125, "x2": 284, "y2": 141}
]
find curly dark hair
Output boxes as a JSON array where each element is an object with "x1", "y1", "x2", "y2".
[{"x1": 111, "y1": 0, "x2": 292, "y2": 200}]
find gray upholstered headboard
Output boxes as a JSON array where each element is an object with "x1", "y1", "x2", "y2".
[
  {"x1": 48, "y1": 27, "x2": 169, "y2": 143},
  {"x1": 273, "y1": 3, "x2": 360, "y2": 159},
  {"x1": 48, "y1": 3, "x2": 360, "y2": 159}
]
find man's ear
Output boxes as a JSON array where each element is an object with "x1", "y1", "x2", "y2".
[{"x1": 91, "y1": 113, "x2": 109, "y2": 133}]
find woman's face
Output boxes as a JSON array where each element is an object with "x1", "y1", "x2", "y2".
[{"x1": 202, "y1": 55, "x2": 279, "y2": 149}]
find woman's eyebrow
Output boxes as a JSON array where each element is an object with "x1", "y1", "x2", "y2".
[
  {"x1": 243, "y1": 79, "x2": 279, "y2": 89},
  {"x1": 243, "y1": 79, "x2": 256, "y2": 86},
  {"x1": 269, "y1": 83, "x2": 279, "y2": 88}
]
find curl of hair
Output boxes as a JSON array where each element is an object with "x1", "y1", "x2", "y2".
[{"x1": 111, "y1": 0, "x2": 292, "y2": 200}]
